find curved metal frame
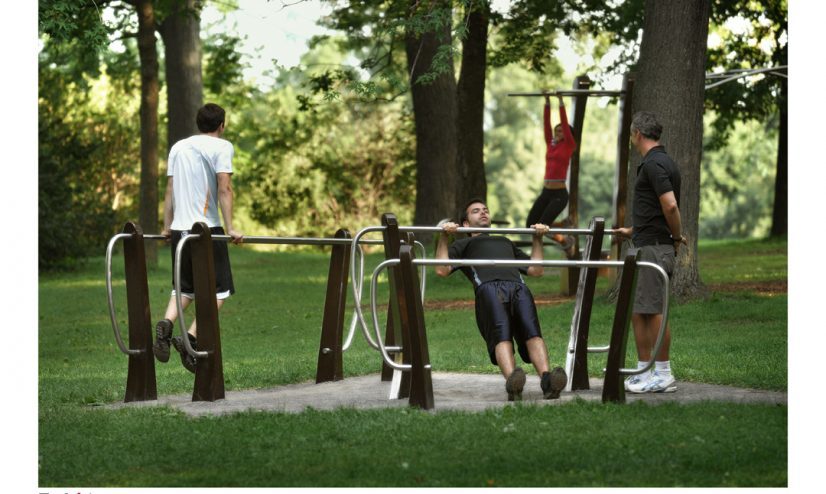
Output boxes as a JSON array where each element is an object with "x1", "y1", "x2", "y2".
[
  {"x1": 368, "y1": 258, "x2": 669, "y2": 375},
  {"x1": 106, "y1": 233, "x2": 141, "y2": 356}
]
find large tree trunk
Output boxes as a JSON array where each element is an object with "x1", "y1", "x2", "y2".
[
  {"x1": 770, "y1": 77, "x2": 787, "y2": 237},
  {"x1": 628, "y1": 0, "x2": 711, "y2": 300},
  {"x1": 405, "y1": 1, "x2": 458, "y2": 239},
  {"x1": 159, "y1": 0, "x2": 204, "y2": 152},
  {"x1": 136, "y1": 0, "x2": 160, "y2": 265},
  {"x1": 455, "y1": 1, "x2": 489, "y2": 211}
]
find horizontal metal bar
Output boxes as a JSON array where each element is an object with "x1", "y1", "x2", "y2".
[
  {"x1": 398, "y1": 225, "x2": 621, "y2": 236},
  {"x1": 136, "y1": 233, "x2": 387, "y2": 246},
  {"x1": 411, "y1": 258, "x2": 626, "y2": 269},
  {"x1": 507, "y1": 89, "x2": 625, "y2": 97}
]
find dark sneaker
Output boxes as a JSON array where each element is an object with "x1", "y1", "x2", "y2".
[
  {"x1": 505, "y1": 367, "x2": 527, "y2": 402},
  {"x1": 153, "y1": 319, "x2": 173, "y2": 362},
  {"x1": 171, "y1": 334, "x2": 198, "y2": 374},
  {"x1": 541, "y1": 367, "x2": 568, "y2": 399}
]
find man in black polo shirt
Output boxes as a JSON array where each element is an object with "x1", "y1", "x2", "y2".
[
  {"x1": 435, "y1": 198, "x2": 567, "y2": 401},
  {"x1": 617, "y1": 111, "x2": 687, "y2": 393}
]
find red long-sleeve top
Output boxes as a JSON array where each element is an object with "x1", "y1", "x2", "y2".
[{"x1": 544, "y1": 104, "x2": 577, "y2": 181}]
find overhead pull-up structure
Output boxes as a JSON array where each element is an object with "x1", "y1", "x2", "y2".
[
  {"x1": 705, "y1": 65, "x2": 787, "y2": 90},
  {"x1": 508, "y1": 73, "x2": 636, "y2": 293}
]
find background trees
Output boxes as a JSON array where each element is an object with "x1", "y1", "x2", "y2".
[{"x1": 37, "y1": 0, "x2": 786, "y2": 287}]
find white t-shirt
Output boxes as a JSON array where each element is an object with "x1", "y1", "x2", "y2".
[{"x1": 167, "y1": 134, "x2": 234, "y2": 230}]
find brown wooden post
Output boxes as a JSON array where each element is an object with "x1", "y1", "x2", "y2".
[
  {"x1": 189, "y1": 222, "x2": 225, "y2": 402},
  {"x1": 567, "y1": 74, "x2": 591, "y2": 232},
  {"x1": 379, "y1": 214, "x2": 406, "y2": 385},
  {"x1": 611, "y1": 72, "x2": 635, "y2": 270},
  {"x1": 398, "y1": 245, "x2": 434, "y2": 410},
  {"x1": 122, "y1": 222, "x2": 157, "y2": 402},
  {"x1": 561, "y1": 75, "x2": 592, "y2": 295},
  {"x1": 602, "y1": 249, "x2": 640, "y2": 404},
  {"x1": 316, "y1": 229, "x2": 352, "y2": 383},
  {"x1": 568, "y1": 217, "x2": 605, "y2": 391}
]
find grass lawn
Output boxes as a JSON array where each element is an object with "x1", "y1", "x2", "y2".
[{"x1": 37, "y1": 236, "x2": 788, "y2": 487}]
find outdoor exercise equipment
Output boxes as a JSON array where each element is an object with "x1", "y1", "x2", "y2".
[
  {"x1": 106, "y1": 221, "x2": 388, "y2": 402},
  {"x1": 508, "y1": 73, "x2": 636, "y2": 293},
  {"x1": 366, "y1": 241, "x2": 669, "y2": 409},
  {"x1": 704, "y1": 65, "x2": 787, "y2": 90},
  {"x1": 348, "y1": 216, "x2": 655, "y2": 406}
]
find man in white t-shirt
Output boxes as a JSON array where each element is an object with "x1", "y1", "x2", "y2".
[{"x1": 153, "y1": 103, "x2": 244, "y2": 373}]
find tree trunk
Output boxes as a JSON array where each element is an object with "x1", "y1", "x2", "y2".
[
  {"x1": 136, "y1": 0, "x2": 160, "y2": 264},
  {"x1": 770, "y1": 77, "x2": 787, "y2": 237},
  {"x1": 159, "y1": 0, "x2": 204, "y2": 152},
  {"x1": 405, "y1": 1, "x2": 458, "y2": 240},
  {"x1": 455, "y1": 1, "x2": 489, "y2": 211},
  {"x1": 628, "y1": 0, "x2": 711, "y2": 300}
]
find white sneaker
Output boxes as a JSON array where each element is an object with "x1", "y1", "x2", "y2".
[
  {"x1": 625, "y1": 371, "x2": 651, "y2": 393},
  {"x1": 641, "y1": 370, "x2": 677, "y2": 393}
]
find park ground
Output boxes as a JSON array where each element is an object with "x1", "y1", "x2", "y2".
[{"x1": 38, "y1": 236, "x2": 787, "y2": 487}]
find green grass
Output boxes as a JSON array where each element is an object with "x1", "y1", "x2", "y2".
[{"x1": 38, "y1": 237, "x2": 788, "y2": 487}]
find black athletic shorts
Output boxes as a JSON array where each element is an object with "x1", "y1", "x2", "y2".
[
  {"x1": 474, "y1": 280, "x2": 543, "y2": 365},
  {"x1": 170, "y1": 227, "x2": 235, "y2": 299}
]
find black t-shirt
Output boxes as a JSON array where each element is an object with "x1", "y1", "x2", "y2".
[
  {"x1": 632, "y1": 146, "x2": 681, "y2": 246},
  {"x1": 448, "y1": 234, "x2": 531, "y2": 289}
]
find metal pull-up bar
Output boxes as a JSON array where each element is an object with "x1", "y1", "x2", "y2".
[
  {"x1": 368, "y1": 257, "x2": 670, "y2": 380},
  {"x1": 507, "y1": 89, "x2": 625, "y2": 97}
]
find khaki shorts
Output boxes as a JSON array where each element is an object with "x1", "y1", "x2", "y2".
[{"x1": 633, "y1": 244, "x2": 675, "y2": 314}]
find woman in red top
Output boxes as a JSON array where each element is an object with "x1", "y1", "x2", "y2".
[{"x1": 525, "y1": 95, "x2": 576, "y2": 253}]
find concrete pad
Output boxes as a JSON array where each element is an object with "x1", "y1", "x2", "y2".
[{"x1": 107, "y1": 372, "x2": 787, "y2": 417}]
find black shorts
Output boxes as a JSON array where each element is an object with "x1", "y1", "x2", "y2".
[
  {"x1": 474, "y1": 280, "x2": 543, "y2": 365},
  {"x1": 170, "y1": 227, "x2": 235, "y2": 299}
]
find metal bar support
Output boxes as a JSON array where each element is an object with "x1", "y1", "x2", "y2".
[
  {"x1": 602, "y1": 249, "x2": 640, "y2": 403},
  {"x1": 189, "y1": 222, "x2": 226, "y2": 402},
  {"x1": 316, "y1": 229, "x2": 352, "y2": 383},
  {"x1": 564, "y1": 217, "x2": 605, "y2": 391},
  {"x1": 121, "y1": 222, "x2": 157, "y2": 402},
  {"x1": 398, "y1": 245, "x2": 434, "y2": 410}
]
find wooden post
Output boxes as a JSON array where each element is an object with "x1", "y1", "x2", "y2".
[
  {"x1": 611, "y1": 72, "x2": 635, "y2": 270},
  {"x1": 398, "y1": 245, "x2": 434, "y2": 410},
  {"x1": 379, "y1": 215, "x2": 405, "y2": 384},
  {"x1": 565, "y1": 217, "x2": 605, "y2": 391},
  {"x1": 562, "y1": 75, "x2": 592, "y2": 295},
  {"x1": 316, "y1": 229, "x2": 352, "y2": 383},
  {"x1": 122, "y1": 222, "x2": 157, "y2": 402},
  {"x1": 602, "y1": 249, "x2": 640, "y2": 404},
  {"x1": 189, "y1": 222, "x2": 225, "y2": 402}
]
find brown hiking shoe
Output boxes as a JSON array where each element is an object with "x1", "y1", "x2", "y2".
[
  {"x1": 541, "y1": 367, "x2": 567, "y2": 399},
  {"x1": 153, "y1": 319, "x2": 173, "y2": 362},
  {"x1": 505, "y1": 367, "x2": 527, "y2": 402},
  {"x1": 171, "y1": 334, "x2": 197, "y2": 374}
]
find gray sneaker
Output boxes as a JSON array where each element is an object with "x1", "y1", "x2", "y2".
[
  {"x1": 541, "y1": 367, "x2": 567, "y2": 399},
  {"x1": 505, "y1": 367, "x2": 527, "y2": 402},
  {"x1": 171, "y1": 334, "x2": 198, "y2": 374},
  {"x1": 152, "y1": 319, "x2": 173, "y2": 362}
]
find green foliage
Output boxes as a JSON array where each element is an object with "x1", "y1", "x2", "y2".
[
  {"x1": 700, "y1": 116, "x2": 777, "y2": 238},
  {"x1": 38, "y1": 43, "x2": 141, "y2": 270},
  {"x1": 39, "y1": 0, "x2": 110, "y2": 55},
  {"x1": 203, "y1": 32, "x2": 248, "y2": 98},
  {"x1": 705, "y1": 0, "x2": 787, "y2": 148}
]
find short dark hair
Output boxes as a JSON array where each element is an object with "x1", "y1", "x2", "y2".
[
  {"x1": 554, "y1": 123, "x2": 575, "y2": 136},
  {"x1": 458, "y1": 197, "x2": 486, "y2": 224},
  {"x1": 630, "y1": 111, "x2": 663, "y2": 141},
  {"x1": 196, "y1": 103, "x2": 226, "y2": 133}
]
